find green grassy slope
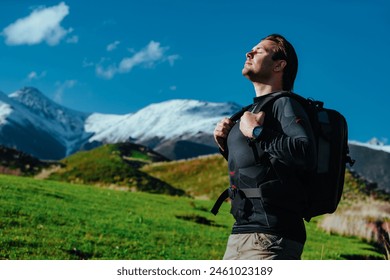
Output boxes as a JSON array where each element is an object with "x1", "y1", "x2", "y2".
[
  {"x1": 141, "y1": 155, "x2": 228, "y2": 199},
  {"x1": 0, "y1": 174, "x2": 384, "y2": 260},
  {"x1": 143, "y1": 154, "x2": 390, "y2": 259},
  {"x1": 0, "y1": 174, "x2": 230, "y2": 260},
  {"x1": 47, "y1": 143, "x2": 184, "y2": 196}
]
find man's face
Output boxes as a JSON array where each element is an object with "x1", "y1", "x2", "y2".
[{"x1": 242, "y1": 39, "x2": 278, "y2": 82}]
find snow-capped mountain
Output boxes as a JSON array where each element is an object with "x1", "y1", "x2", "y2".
[
  {"x1": 349, "y1": 139, "x2": 390, "y2": 154},
  {"x1": 85, "y1": 99, "x2": 238, "y2": 145},
  {"x1": 8, "y1": 87, "x2": 91, "y2": 154},
  {"x1": 0, "y1": 87, "x2": 92, "y2": 159},
  {"x1": 0, "y1": 87, "x2": 241, "y2": 160},
  {"x1": 84, "y1": 99, "x2": 240, "y2": 159},
  {"x1": 348, "y1": 139, "x2": 390, "y2": 194}
]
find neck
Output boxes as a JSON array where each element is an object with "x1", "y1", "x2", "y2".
[{"x1": 252, "y1": 82, "x2": 283, "y2": 97}]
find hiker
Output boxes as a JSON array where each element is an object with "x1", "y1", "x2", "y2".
[{"x1": 213, "y1": 34, "x2": 317, "y2": 260}]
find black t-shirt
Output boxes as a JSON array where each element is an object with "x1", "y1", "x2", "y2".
[{"x1": 225, "y1": 92, "x2": 316, "y2": 244}]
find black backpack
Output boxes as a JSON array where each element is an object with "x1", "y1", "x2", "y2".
[{"x1": 211, "y1": 92, "x2": 355, "y2": 221}]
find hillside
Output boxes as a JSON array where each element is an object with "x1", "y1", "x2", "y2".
[
  {"x1": 39, "y1": 145, "x2": 390, "y2": 258},
  {"x1": 319, "y1": 171, "x2": 390, "y2": 258},
  {"x1": 141, "y1": 154, "x2": 228, "y2": 199},
  {"x1": 46, "y1": 143, "x2": 184, "y2": 196},
  {"x1": 142, "y1": 154, "x2": 390, "y2": 258},
  {"x1": 0, "y1": 174, "x2": 384, "y2": 260},
  {"x1": 0, "y1": 174, "x2": 230, "y2": 260},
  {"x1": 0, "y1": 145, "x2": 56, "y2": 176}
]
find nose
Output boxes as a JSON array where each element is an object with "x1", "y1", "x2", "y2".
[{"x1": 246, "y1": 50, "x2": 254, "y2": 59}]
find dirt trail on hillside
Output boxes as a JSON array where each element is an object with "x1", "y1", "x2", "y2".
[{"x1": 34, "y1": 165, "x2": 62, "y2": 179}]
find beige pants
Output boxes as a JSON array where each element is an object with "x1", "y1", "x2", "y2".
[{"x1": 223, "y1": 233, "x2": 304, "y2": 260}]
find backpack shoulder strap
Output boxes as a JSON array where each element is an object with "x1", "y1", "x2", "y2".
[
  {"x1": 229, "y1": 104, "x2": 252, "y2": 122},
  {"x1": 229, "y1": 91, "x2": 293, "y2": 122}
]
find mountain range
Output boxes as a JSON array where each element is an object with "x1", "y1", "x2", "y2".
[
  {"x1": 0, "y1": 87, "x2": 240, "y2": 160},
  {"x1": 1, "y1": 86, "x2": 389, "y2": 193},
  {"x1": 348, "y1": 140, "x2": 390, "y2": 194}
]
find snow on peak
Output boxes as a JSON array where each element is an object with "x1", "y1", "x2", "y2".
[
  {"x1": 0, "y1": 91, "x2": 13, "y2": 125},
  {"x1": 85, "y1": 99, "x2": 241, "y2": 143},
  {"x1": 349, "y1": 139, "x2": 390, "y2": 154},
  {"x1": 9, "y1": 87, "x2": 53, "y2": 113},
  {"x1": 0, "y1": 102, "x2": 13, "y2": 125},
  {"x1": 9, "y1": 86, "x2": 44, "y2": 98},
  {"x1": 9, "y1": 87, "x2": 83, "y2": 118},
  {"x1": 8, "y1": 86, "x2": 87, "y2": 131},
  {"x1": 5, "y1": 87, "x2": 90, "y2": 154},
  {"x1": 367, "y1": 137, "x2": 386, "y2": 146}
]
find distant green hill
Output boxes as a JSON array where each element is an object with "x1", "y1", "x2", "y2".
[
  {"x1": 141, "y1": 154, "x2": 228, "y2": 199},
  {"x1": 47, "y1": 143, "x2": 184, "y2": 196},
  {"x1": 0, "y1": 174, "x2": 384, "y2": 260},
  {"x1": 45, "y1": 143, "x2": 227, "y2": 199}
]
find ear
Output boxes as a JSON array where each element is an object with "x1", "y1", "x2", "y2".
[{"x1": 274, "y1": 60, "x2": 287, "y2": 72}]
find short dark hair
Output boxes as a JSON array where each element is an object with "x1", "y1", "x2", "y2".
[{"x1": 262, "y1": 34, "x2": 298, "y2": 91}]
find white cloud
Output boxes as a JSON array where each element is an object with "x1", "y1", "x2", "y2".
[
  {"x1": 28, "y1": 72, "x2": 37, "y2": 80},
  {"x1": 2, "y1": 2, "x2": 73, "y2": 46},
  {"x1": 54, "y1": 79, "x2": 77, "y2": 103},
  {"x1": 27, "y1": 71, "x2": 47, "y2": 81},
  {"x1": 106, "y1": 40, "x2": 120, "y2": 52},
  {"x1": 96, "y1": 41, "x2": 179, "y2": 79},
  {"x1": 118, "y1": 41, "x2": 166, "y2": 72},
  {"x1": 96, "y1": 64, "x2": 116, "y2": 80}
]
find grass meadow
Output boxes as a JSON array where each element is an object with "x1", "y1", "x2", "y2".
[{"x1": 0, "y1": 174, "x2": 385, "y2": 260}]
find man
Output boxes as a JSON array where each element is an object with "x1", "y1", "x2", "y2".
[{"x1": 213, "y1": 34, "x2": 316, "y2": 260}]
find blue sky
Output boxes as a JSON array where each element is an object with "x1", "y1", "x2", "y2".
[{"x1": 0, "y1": 0, "x2": 389, "y2": 143}]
